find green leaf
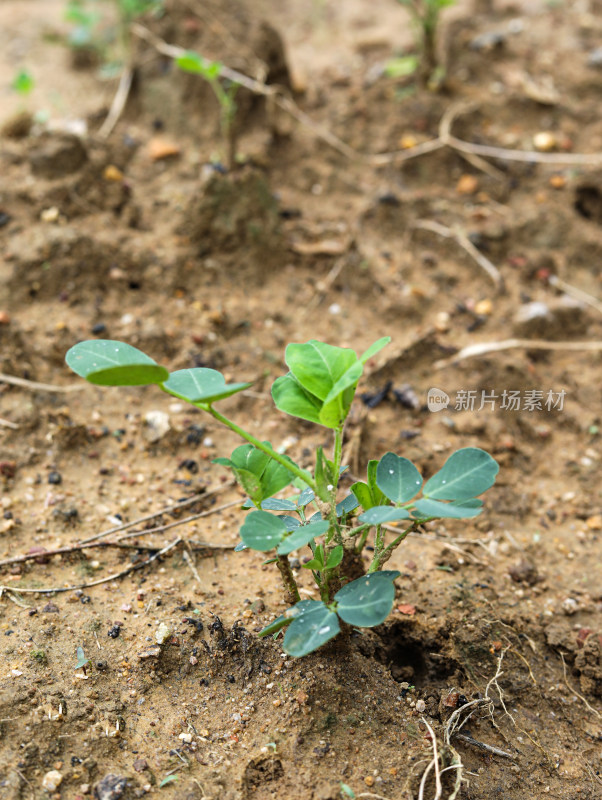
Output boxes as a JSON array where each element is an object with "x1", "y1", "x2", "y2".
[
  {"x1": 302, "y1": 543, "x2": 325, "y2": 570},
  {"x1": 336, "y1": 494, "x2": 360, "y2": 518},
  {"x1": 285, "y1": 341, "x2": 358, "y2": 401},
  {"x1": 217, "y1": 444, "x2": 298, "y2": 506},
  {"x1": 367, "y1": 459, "x2": 387, "y2": 507},
  {"x1": 335, "y1": 571, "x2": 400, "y2": 627},
  {"x1": 384, "y1": 56, "x2": 418, "y2": 78},
  {"x1": 412, "y1": 498, "x2": 483, "y2": 519},
  {"x1": 314, "y1": 446, "x2": 333, "y2": 501},
  {"x1": 358, "y1": 506, "x2": 411, "y2": 524},
  {"x1": 75, "y1": 646, "x2": 89, "y2": 670},
  {"x1": 350, "y1": 481, "x2": 373, "y2": 511},
  {"x1": 296, "y1": 487, "x2": 315, "y2": 507},
  {"x1": 272, "y1": 373, "x2": 323, "y2": 425},
  {"x1": 326, "y1": 544, "x2": 344, "y2": 569},
  {"x1": 279, "y1": 515, "x2": 302, "y2": 532},
  {"x1": 358, "y1": 336, "x2": 391, "y2": 365},
  {"x1": 159, "y1": 775, "x2": 179, "y2": 788},
  {"x1": 318, "y1": 360, "x2": 363, "y2": 428},
  {"x1": 340, "y1": 783, "x2": 356, "y2": 799},
  {"x1": 261, "y1": 498, "x2": 298, "y2": 511},
  {"x1": 376, "y1": 453, "x2": 423, "y2": 504},
  {"x1": 277, "y1": 520, "x2": 330, "y2": 555},
  {"x1": 258, "y1": 600, "x2": 317, "y2": 638},
  {"x1": 175, "y1": 51, "x2": 221, "y2": 80},
  {"x1": 239, "y1": 511, "x2": 287, "y2": 551},
  {"x1": 423, "y1": 448, "x2": 499, "y2": 501},
  {"x1": 12, "y1": 70, "x2": 34, "y2": 95},
  {"x1": 65, "y1": 340, "x2": 169, "y2": 386},
  {"x1": 162, "y1": 368, "x2": 251, "y2": 405},
  {"x1": 283, "y1": 601, "x2": 340, "y2": 656}
]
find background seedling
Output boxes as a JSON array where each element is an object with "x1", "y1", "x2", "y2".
[
  {"x1": 175, "y1": 51, "x2": 239, "y2": 169},
  {"x1": 66, "y1": 337, "x2": 498, "y2": 657},
  {"x1": 396, "y1": 0, "x2": 455, "y2": 86}
]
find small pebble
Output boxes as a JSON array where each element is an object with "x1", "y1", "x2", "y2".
[
  {"x1": 155, "y1": 622, "x2": 173, "y2": 645},
  {"x1": 533, "y1": 132, "x2": 556, "y2": 152},
  {"x1": 91, "y1": 323, "x2": 107, "y2": 334},
  {"x1": 48, "y1": 471, "x2": 62, "y2": 485},
  {"x1": 42, "y1": 770, "x2": 63, "y2": 792},
  {"x1": 415, "y1": 699, "x2": 426, "y2": 712}
]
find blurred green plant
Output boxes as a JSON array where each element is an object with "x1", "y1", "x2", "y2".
[
  {"x1": 11, "y1": 70, "x2": 35, "y2": 95},
  {"x1": 396, "y1": 0, "x2": 455, "y2": 86}
]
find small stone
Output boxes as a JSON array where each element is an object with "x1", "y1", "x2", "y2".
[
  {"x1": 43, "y1": 602, "x2": 60, "y2": 613},
  {"x1": 155, "y1": 622, "x2": 173, "y2": 645},
  {"x1": 474, "y1": 298, "x2": 492, "y2": 316},
  {"x1": 178, "y1": 732, "x2": 193, "y2": 743},
  {"x1": 562, "y1": 597, "x2": 579, "y2": 616},
  {"x1": 103, "y1": 164, "x2": 124, "y2": 182},
  {"x1": 399, "y1": 134, "x2": 418, "y2": 149},
  {"x1": 250, "y1": 599, "x2": 266, "y2": 614},
  {"x1": 0, "y1": 311, "x2": 10, "y2": 324},
  {"x1": 549, "y1": 174, "x2": 566, "y2": 189},
  {"x1": 108, "y1": 624, "x2": 121, "y2": 639},
  {"x1": 1, "y1": 109, "x2": 34, "y2": 139},
  {"x1": 508, "y1": 559, "x2": 539, "y2": 585},
  {"x1": 94, "y1": 774, "x2": 127, "y2": 800},
  {"x1": 587, "y1": 46, "x2": 602, "y2": 68},
  {"x1": 41, "y1": 206, "x2": 60, "y2": 223},
  {"x1": 91, "y1": 323, "x2": 107, "y2": 335},
  {"x1": 42, "y1": 770, "x2": 63, "y2": 792},
  {"x1": 137, "y1": 645, "x2": 161, "y2": 659},
  {"x1": 133, "y1": 759, "x2": 148, "y2": 772},
  {"x1": 364, "y1": 776, "x2": 375, "y2": 787},
  {"x1": 48, "y1": 471, "x2": 62, "y2": 485},
  {"x1": 144, "y1": 411, "x2": 170, "y2": 443},
  {"x1": 29, "y1": 133, "x2": 88, "y2": 178},
  {"x1": 148, "y1": 137, "x2": 181, "y2": 161},
  {"x1": 586, "y1": 515, "x2": 602, "y2": 531},
  {"x1": 533, "y1": 132, "x2": 557, "y2": 152},
  {"x1": 415, "y1": 699, "x2": 426, "y2": 712},
  {"x1": 456, "y1": 174, "x2": 479, "y2": 194}
]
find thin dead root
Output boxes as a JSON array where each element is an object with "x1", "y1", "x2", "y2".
[
  {"x1": 182, "y1": 545, "x2": 203, "y2": 587},
  {"x1": 418, "y1": 718, "x2": 442, "y2": 800},
  {"x1": 560, "y1": 653, "x2": 602, "y2": 718},
  {"x1": 129, "y1": 26, "x2": 602, "y2": 171},
  {"x1": 0, "y1": 373, "x2": 84, "y2": 393},
  {"x1": 548, "y1": 274, "x2": 602, "y2": 316},
  {"x1": 0, "y1": 538, "x2": 181, "y2": 595},
  {"x1": 435, "y1": 338, "x2": 602, "y2": 368},
  {"x1": 97, "y1": 65, "x2": 134, "y2": 138}
]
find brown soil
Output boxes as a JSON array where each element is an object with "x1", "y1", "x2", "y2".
[{"x1": 0, "y1": 1, "x2": 601, "y2": 799}]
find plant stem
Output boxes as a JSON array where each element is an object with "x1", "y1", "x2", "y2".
[
  {"x1": 204, "y1": 405, "x2": 317, "y2": 493},
  {"x1": 276, "y1": 555, "x2": 301, "y2": 605},
  {"x1": 368, "y1": 522, "x2": 419, "y2": 572}
]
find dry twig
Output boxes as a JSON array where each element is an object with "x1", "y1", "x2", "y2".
[
  {"x1": 435, "y1": 338, "x2": 602, "y2": 368},
  {"x1": 413, "y1": 219, "x2": 503, "y2": 290},
  {"x1": 0, "y1": 373, "x2": 84, "y2": 393}
]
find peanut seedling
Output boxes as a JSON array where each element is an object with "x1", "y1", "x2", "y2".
[{"x1": 66, "y1": 338, "x2": 498, "y2": 657}]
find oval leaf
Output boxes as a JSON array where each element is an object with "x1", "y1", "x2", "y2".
[
  {"x1": 359, "y1": 336, "x2": 391, "y2": 365},
  {"x1": 423, "y1": 448, "x2": 499, "y2": 501},
  {"x1": 283, "y1": 602, "x2": 340, "y2": 657},
  {"x1": 162, "y1": 368, "x2": 251, "y2": 404},
  {"x1": 276, "y1": 520, "x2": 329, "y2": 555},
  {"x1": 336, "y1": 494, "x2": 360, "y2": 517},
  {"x1": 258, "y1": 600, "x2": 316, "y2": 638},
  {"x1": 272, "y1": 373, "x2": 323, "y2": 425},
  {"x1": 376, "y1": 453, "x2": 423, "y2": 504},
  {"x1": 66, "y1": 340, "x2": 168, "y2": 386},
  {"x1": 296, "y1": 487, "x2": 316, "y2": 507},
  {"x1": 285, "y1": 341, "x2": 358, "y2": 401},
  {"x1": 239, "y1": 510, "x2": 287, "y2": 551},
  {"x1": 335, "y1": 571, "x2": 400, "y2": 628},
  {"x1": 261, "y1": 498, "x2": 298, "y2": 511},
  {"x1": 325, "y1": 544, "x2": 344, "y2": 569},
  {"x1": 412, "y1": 498, "x2": 483, "y2": 520},
  {"x1": 358, "y1": 506, "x2": 411, "y2": 525}
]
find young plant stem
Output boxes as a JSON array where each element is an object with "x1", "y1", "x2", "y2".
[
  {"x1": 203, "y1": 405, "x2": 317, "y2": 494},
  {"x1": 276, "y1": 555, "x2": 301, "y2": 605},
  {"x1": 367, "y1": 522, "x2": 419, "y2": 572}
]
